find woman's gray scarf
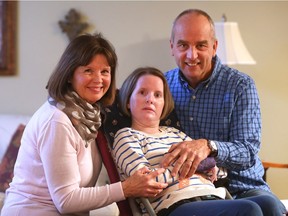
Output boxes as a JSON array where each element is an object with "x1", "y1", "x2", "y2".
[{"x1": 48, "y1": 91, "x2": 101, "y2": 147}]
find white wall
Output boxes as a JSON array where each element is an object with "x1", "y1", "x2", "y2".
[{"x1": 0, "y1": 1, "x2": 287, "y2": 199}]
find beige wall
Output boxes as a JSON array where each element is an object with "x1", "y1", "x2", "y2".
[{"x1": 0, "y1": 1, "x2": 287, "y2": 198}]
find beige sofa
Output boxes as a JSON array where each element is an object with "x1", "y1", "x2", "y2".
[{"x1": 0, "y1": 114, "x2": 119, "y2": 215}]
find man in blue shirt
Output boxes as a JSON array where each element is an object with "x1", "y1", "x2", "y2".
[{"x1": 161, "y1": 8, "x2": 286, "y2": 214}]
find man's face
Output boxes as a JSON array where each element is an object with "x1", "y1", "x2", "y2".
[{"x1": 170, "y1": 13, "x2": 218, "y2": 88}]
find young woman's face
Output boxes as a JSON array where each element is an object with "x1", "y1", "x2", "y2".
[
  {"x1": 71, "y1": 54, "x2": 111, "y2": 104},
  {"x1": 128, "y1": 74, "x2": 164, "y2": 127}
]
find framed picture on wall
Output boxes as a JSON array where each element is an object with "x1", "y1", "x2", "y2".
[{"x1": 0, "y1": 1, "x2": 17, "y2": 76}]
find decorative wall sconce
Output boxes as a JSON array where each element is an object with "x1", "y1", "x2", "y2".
[
  {"x1": 215, "y1": 15, "x2": 256, "y2": 65},
  {"x1": 59, "y1": 9, "x2": 89, "y2": 41}
]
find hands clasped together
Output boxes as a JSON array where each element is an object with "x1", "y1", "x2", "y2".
[
  {"x1": 160, "y1": 139, "x2": 212, "y2": 179},
  {"x1": 122, "y1": 167, "x2": 168, "y2": 198},
  {"x1": 122, "y1": 139, "x2": 214, "y2": 198}
]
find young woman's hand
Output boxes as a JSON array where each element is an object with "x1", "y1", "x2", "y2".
[
  {"x1": 122, "y1": 167, "x2": 168, "y2": 198},
  {"x1": 204, "y1": 166, "x2": 219, "y2": 183}
]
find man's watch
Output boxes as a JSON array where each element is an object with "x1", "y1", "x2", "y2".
[{"x1": 207, "y1": 140, "x2": 218, "y2": 157}]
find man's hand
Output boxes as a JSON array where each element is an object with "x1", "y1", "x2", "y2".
[
  {"x1": 122, "y1": 167, "x2": 168, "y2": 198},
  {"x1": 160, "y1": 139, "x2": 210, "y2": 179}
]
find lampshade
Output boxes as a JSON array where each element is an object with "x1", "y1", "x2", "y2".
[{"x1": 214, "y1": 22, "x2": 256, "y2": 65}]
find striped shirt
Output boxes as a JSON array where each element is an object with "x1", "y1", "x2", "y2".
[
  {"x1": 112, "y1": 126, "x2": 226, "y2": 213},
  {"x1": 165, "y1": 55, "x2": 270, "y2": 195}
]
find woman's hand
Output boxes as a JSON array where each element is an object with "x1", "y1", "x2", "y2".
[{"x1": 121, "y1": 167, "x2": 168, "y2": 198}]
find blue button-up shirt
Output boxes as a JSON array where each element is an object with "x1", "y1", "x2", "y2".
[{"x1": 165, "y1": 56, "x2": 270, "y2": 195}]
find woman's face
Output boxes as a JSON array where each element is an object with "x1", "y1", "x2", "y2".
[
  {"x1": 71, "y1": 54, "x2": 111, "y2": 104},
  {"x1": 128, "y1": 74, "x2": 164, "y2": 127}
]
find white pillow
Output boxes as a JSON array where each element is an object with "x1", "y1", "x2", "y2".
[{"x1": 0, "y1": 115, "x2": 31, "y2": 162}]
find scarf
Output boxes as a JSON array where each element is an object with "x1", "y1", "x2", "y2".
[{"x1": 48, "y1": 91, "x2": 101, "y2": 147}]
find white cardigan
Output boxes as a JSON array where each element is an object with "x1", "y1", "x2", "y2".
[{"x1": 2, "y1": 101, "x2": 124, "y2": 216}]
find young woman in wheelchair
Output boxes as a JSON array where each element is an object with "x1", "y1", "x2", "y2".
[{"x1": 112, "y1": 66, "x2": 282, "y2": 216}]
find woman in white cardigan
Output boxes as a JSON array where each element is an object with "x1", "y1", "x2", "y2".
[{"x1": 1, "y1": 34, "x2": 167, "y2": 216}]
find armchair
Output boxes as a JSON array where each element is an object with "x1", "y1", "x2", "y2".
[
  {"x1": 96, "y1": 128, "x2": 233, "y2": 216},
  {"x1": 262, "y1": 161, "x2": 288, "y2": 181},
  {"x1": 262, "y1": 161, "x2": 288, "y2": 215},
  {"x1": 99, "y1": 92, "x2": 288, "y2": 215}
]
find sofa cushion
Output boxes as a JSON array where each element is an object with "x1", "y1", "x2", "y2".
[
  {"x1": 0, "y1": 124, "x2": 25, "y2": 192},
  {"x1": 0, "y1": 114, "x2": 30, "y2": 161}
]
